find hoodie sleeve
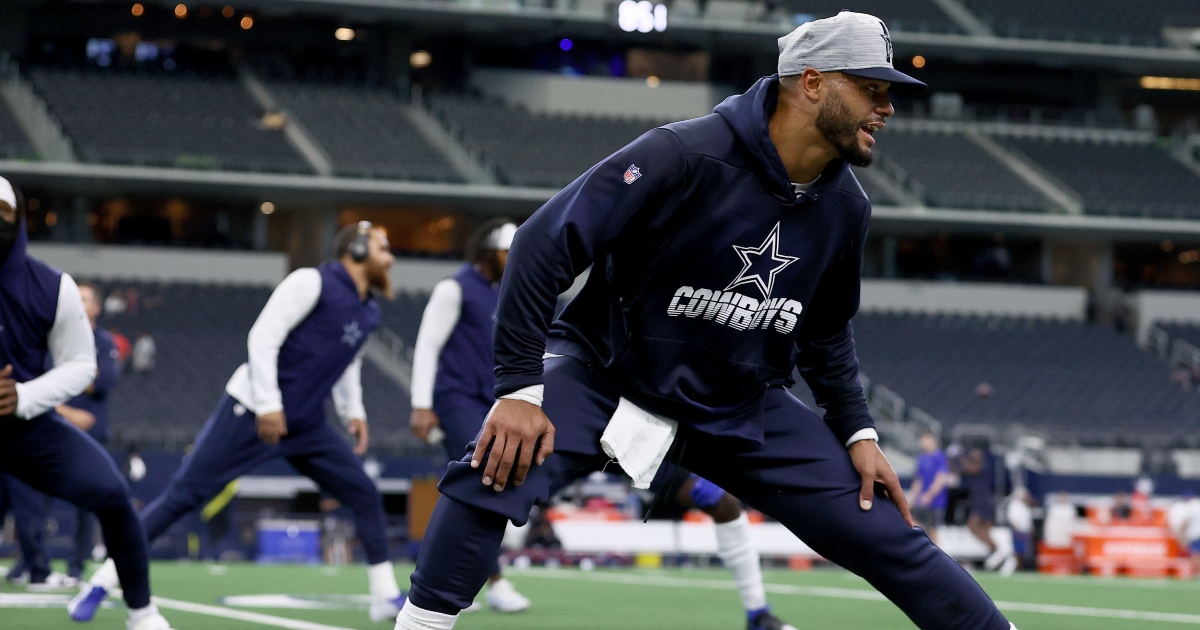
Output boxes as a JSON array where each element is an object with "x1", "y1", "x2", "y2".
[
  {"x1": 794, "y1": 204, "x2": 874, "y2": 446},
  {"x1": 494, "y1": 128, "x2": 688, "y2": 398}
]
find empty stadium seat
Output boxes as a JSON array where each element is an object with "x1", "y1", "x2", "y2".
[
  {"x1": 0, "y1": 99, "x2": 36, "y2": 160},
  {"x1": 427, "y1": 94, "x2": 664, "y2": 188},
  {"x1": 781, "y1": 0, "x2": 963, "y2": 34},
  {"x1": 963, "y1": 0, "x2": 1200, "y2": 47},
  {"x1": 1160, "y1": 323, "x2": 1200, "y2": 349},
  {"x1": 852, "y1": 313, "x2": 1200, "y2": 443},
  {"x1": 1001, "y1": 137, "x2": 1200, "y2": 219},
  {"x1": 267, "y1": 82, "x2": 464, "y2": 182},
  {"x1": 876, "y1": 129, "x2": 1053, "y2": 212},
  {"x1": 30, "y1": 69, "x2": 311, "y2": 173}
]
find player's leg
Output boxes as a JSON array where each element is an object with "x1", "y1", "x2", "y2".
[
  {"x1": 1, "y1": 474, "x2": 51, "y2": 585},
  {"x1": 0, "y1": 415, "x2": 172, "y2": 628},
  {"x1": 397, "y1": 355, "x2": 618, "y2": 630},
  {"x1": 673, "y1": 473, "x2": 795, "y2": 630},
  {"x1": 281, "y1": 424, "x2": 405, "y2": 622},
  {"x1": 140, "y1": 394, "x2": 273, "y2": 543},
  {"x1": 70, "y1": 506, "x2": 97, "y2": 580},
  {"x1": 435, "y1": 393, "x2": 528, "y2": 613},
  {"x1": 682, "y1": 387, "x2": 1012, "y2": 630},
  {"x1": 78, "y1": 394, "x2": 273, "y2": 615}
]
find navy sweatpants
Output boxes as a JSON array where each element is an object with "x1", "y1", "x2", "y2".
[
  {"x1": 432, "y1": 392, "x2": 503, "y2": 579},
  {"x1": 140, "y1": 395, "x2": 389, "y2": 564},
  {"x1": 0, "y1": 473, "x2": 50, "y2": 582},
  {"x1": 0, "y1": 414, "x2": 151, "y2": 609},
  {"x1": 409, "y1": 357, "x2": 1011, "y2": 630}
]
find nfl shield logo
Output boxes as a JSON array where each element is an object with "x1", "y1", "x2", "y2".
[{"x1": 623, "y1": 164, "x2": 642, "y2": 184}]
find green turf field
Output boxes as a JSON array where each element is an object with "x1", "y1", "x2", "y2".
[{"x1": 3, "y1": 560, "x2": 1200, "y2": 629}]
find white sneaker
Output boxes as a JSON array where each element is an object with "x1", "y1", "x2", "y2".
[
  {"x1": 369, "y1": 593, "x2": 406, "y2": 623},
  {"x1": 983, "y1": 548, "x2": 1007, "y2": 571},
  {"x1": 127, "y1": 612, "x2": 174, "y2": 630},
  {"x1": 463, "y1": 601, "x2": 482, "y2": 613},
  {"x1": 485, "y1": 578, "x2": 530, "y2": 613},
  {"x1": 28, "y1": 572, "x2": 76, "y2": 591},
  {"x1": 998, "y1": 555, "x2": 1018, "y2": 577}
]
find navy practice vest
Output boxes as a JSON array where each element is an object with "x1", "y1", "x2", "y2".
[
  {"x1": 434, "y1": 264, "x2": 499, "y2": 404},
  {"x1": 276, "y1": 262, "x2": 379, "y2": 426},
  {"x1": 0, "y1": 222, "x2": 63, "y2": 418}
]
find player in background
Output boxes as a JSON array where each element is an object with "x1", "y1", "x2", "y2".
[
  {"x1": 76, "y1": 222, "x2": 407, "y2": 623},
  {"x1": 396, "y1": 12, "x2": 1013, "y2": 630},
  {"x1": 56, "y1": 281, "x2": 122, "y2": 581},
  {"x1": 0, "y1": 175, "x2": 174, "y2": 629},
  {"x1": 909, "y1": 430, "x2": 949, "y2": 545},
  {"x1": 0, "y1": 473, "x2": 56, "y2": 587},
  {"x1": 411, "y1": 221, "x2": 798, "y2": 629},
  {"x1": 0, "y1": 281, "x2": 117, "y2": 590},
  {"x1": 410, "y1": 219, "x2": 532, "y2": 613}
]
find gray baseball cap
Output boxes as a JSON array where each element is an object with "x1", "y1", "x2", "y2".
[{"x1": 778, "y1": 11, "x2": 927, "y2": 92}]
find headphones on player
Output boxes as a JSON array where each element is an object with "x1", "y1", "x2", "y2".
[{"x1": 348, "y1": 221, "x2": 372, "y2": 262}]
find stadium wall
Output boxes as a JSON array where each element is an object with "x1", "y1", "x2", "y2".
[
  {"x1": 1134, "y1": 290, "x2": 1200, "y2": 344},
  {"x1": 26, "y1": 243, "x2": 288, "y2": 285},
  {"x1": 469, "y1": 68, "x2": 732, "y2": 120},
  {"x1": 860, "y1": 280, "x2": 1088, "y2": 319}
]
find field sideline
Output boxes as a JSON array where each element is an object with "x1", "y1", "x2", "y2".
[{"x1": 3, "y1": 561, "x2": 1200, "y2": 629}]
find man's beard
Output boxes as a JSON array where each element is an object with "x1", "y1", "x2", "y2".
[
  {"x1": 0, "y1": 218, "x2": 17, "y2": 265},
  {"x1": 815, "y1": 91, "x2": 874, "y2": 167},
  {"x1": 367, "y1": 263, "x2": 393, "y2": 300}
]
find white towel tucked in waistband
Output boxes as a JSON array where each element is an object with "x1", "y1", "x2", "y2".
[{"x1": 600, "y1": 398, "x2": 678, "y2": 490}]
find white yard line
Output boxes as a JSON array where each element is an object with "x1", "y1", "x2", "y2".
[
  {"x1": 512, "y1": 568, "x2": 1200, "y2": 625},
  {"x1": 153, "y1": 596, "x2": 357, "y2": 630}
]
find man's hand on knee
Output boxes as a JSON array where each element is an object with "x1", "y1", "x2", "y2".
[
  {"x1": 471, "y1": 399, "x2": 555, "y2": 492},
  {"x1": 849, "y1": 439, "x2": 914, "y2": 527}
]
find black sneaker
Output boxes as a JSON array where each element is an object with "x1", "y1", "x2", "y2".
[{"x1": 748, "y1": 609, "x2": 798, "y2": 630}]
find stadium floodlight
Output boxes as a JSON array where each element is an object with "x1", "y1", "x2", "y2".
[
  {"x1": 618, "y1": 0, "x2": 667, "y2": 33},
  {"x1": 335, "y1": 27, "x2": 356, "y2": 41}
]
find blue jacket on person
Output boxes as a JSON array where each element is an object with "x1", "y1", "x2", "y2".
[
  {"x1": 435, "y1": 264, "x2": 500, "y2": 406},
  {"x1": 492, "y1": 74, "x2": 874, "y2": 445},
  {"x1": 64, "y1": 327, "x2": 119, "y2": 443},
  {"x1": 0, "y1": 219, "x2": 62, "y2": 409}
]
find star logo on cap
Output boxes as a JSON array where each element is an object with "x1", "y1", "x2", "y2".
[
  {"x1": 724, "y1": 222, "x2": 798, "y2": 299},
  {"x1": 880, "y1": 21, "x2": 892, "y2": 64}
]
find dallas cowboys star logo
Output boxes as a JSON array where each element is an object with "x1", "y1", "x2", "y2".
[
  {"x1": 724, "y1": 222, "x2": 798, "y2": 299},
  {"x1": 341, "y1": 321, "x2": 363, "y2": 347}
]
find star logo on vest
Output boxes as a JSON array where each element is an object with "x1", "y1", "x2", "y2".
[
  {"x1": 341, "y1": 321, "x2": 363, "y2": 347},
  {"x1": 724, "y1": 222, "x2": 798, "y2": 299}
]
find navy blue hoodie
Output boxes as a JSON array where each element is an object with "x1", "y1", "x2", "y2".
[{"x1": 494, "y1": 75, "x2": 873, "y2": 445}]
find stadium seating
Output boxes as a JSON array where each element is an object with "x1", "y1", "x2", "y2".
[
  {"x1": 0, "y1": 100, "x2": 35, "y2": 160},
  {"x1": 876, "y1": 129, "x2": 1052, "y2": 212},
  {"x1": 1001, "y1": 137, "x2": 1200, "y2": 220},
  {"x1": 427, "y1": 94, "x2": 662, "y2": 188},
  {"x1": 1159, "y1": 322, "x2": 1200, "y2": 349},
  {"x1": 962, "y1": 0, "x2": 1200, "y2": 47},
  {"x1": 782, "y1": 0, "x2": 963, "y2": 34},
  {"x1": 851, "y1": 313, "x2": 1200, "y2": 444},
  {"x1": 266, "y1": 82, "x2": 463, "y2": 182},
  {"x1": 91, "y1": 281, "x2": 428, "y2": 454},
  {"x1": 29, "y1": 69, "x2": 311, "y2": 173}
]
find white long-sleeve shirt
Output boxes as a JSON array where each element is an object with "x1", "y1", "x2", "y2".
[
  {"x1": 225, "y1": 268, "x2": 366, "y2": 425},
  {"x1": 15, "y1": 273, "x2": 97, "y2": 419},
  {"x1": 410, "y1": 278, "x2": 462, "y2": 410}
]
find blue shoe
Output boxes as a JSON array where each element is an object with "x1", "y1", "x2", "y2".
[
  {"x1": 67, "y1": 583, "x2": 107, "y2": 622},
  {"x1": 368, "y1": 592, "x2": 407, "y2": 623},
  {"x1": 748, "y1": 608, "x2": 798, "y2": 630}
]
